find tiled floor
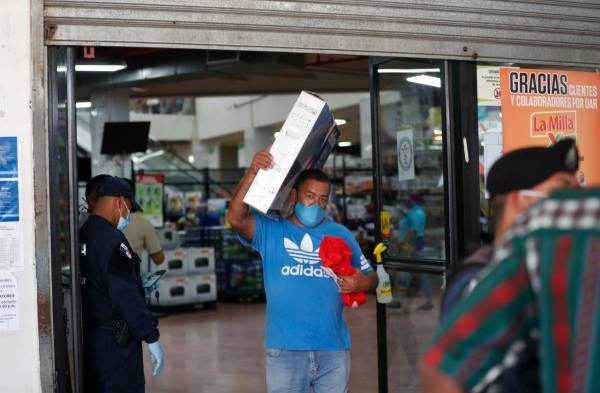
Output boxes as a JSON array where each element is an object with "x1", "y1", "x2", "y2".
[{"x1": 144, "y1": 294, "x2": 438, "y2": 393}]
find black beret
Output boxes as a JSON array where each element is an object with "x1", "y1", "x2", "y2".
[{"x1": 486, "y1": 138, "x2": 579, "y2": 197}]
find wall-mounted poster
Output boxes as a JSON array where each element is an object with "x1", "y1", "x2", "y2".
[
  {"x1": 0, "y1": 136, "x2": 22, "y2": 271},
  {"x1": 135, "y1": 173, "x2": 165, "y2": 228},
  {"x1": 500, "y1": 68, "x2": 600, "y2": 186}
]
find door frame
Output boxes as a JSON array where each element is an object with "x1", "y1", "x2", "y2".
[
  {"x1": 47, "y1": 45, "x2": 83, "y2": 393},
  {"x1": 43, "y1": 47, "x2": 481, "y2": 393},
  {"x1": 368, "y1": 57, "x2": 480, "y2": 393}
]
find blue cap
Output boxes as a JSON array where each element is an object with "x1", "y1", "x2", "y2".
[{"x1": 95, "y1": 176, "x2": 143, "y2": 212}]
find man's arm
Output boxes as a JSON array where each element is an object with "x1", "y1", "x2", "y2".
[
  {"x1": 419, "y1": 359, "x2": 465, "y2": 393},
  {"x1": 150, "y1": 251, "x2": 165, "y2": 265},
  {"x1": 143, "y1": 217, "x2": 165, "y2": 265},
  {"x1": 226, "y1": 149, "x2": 273, "y2": 241},
  {"x1": 339, "y1": 271, "x2": 377, "y2": 293}
]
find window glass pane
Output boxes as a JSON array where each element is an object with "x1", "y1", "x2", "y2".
[{"x1": 377, "y1": 60, "x2": 446, "y2": 261}]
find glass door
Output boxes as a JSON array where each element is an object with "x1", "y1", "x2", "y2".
[
  {"x1": 48, "y1": 46, "x2": 82, "y2": 393},
  {"x1": 370, "y1": 58, "x2": 450, "y2": 393}
]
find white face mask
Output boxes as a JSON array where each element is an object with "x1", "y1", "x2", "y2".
[
  {"x1": 116, "y1": 198, "x2": 131, "y2": 231},
  {"x1": 519, "y1": 190, "x2": 548, "y2": 199}
]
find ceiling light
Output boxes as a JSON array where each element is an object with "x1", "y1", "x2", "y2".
[
  {"x1": 433, "y1": 129, "x2": 442, "y2": 136},
  {"x1": 406, "y1": 75, "x2": 441, "y2": 88},
  {"x1": 378, "y1": 68, "x2": 440, "y2": 74},
  {"x1": 274, "y1": 132, "x2": 280, "y2": 139},
  {"x1": 338, "y1": 141, "x2": 353, "y2": 147},
  {"x1": 188, "y1": 155, "x2": 195, "y2": 164},
  {"x1": 76, "y1": 101, "x2": 92, "y2": 109},
  {"x1": 335, "y1": 119, "x2": 347, "y2": 126},
  {"x1": 75, "y1": 64, "x2": 127, "y2": 72},
  {"x1": 146, "y1": 98, "x2": 160, "y2": 105}
]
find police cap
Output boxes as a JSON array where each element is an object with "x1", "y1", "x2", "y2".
[
  {"x1": 95, "y1": 176, "x2": 143, "y2": 212},
  {"x1": 486, "y1": 138, "x2": 579, "y2": 197}
]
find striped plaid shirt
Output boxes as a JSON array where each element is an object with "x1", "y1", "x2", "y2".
[{"x1": 422, "y1": 187, "x2": 600, "y2": 393}]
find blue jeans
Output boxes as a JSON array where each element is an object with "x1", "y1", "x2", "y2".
[{"x1": 266, "y1": 349, "x2": 350, "y2": 393}]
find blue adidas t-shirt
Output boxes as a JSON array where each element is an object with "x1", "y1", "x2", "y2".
[{"x1": 241, "y1": 213, "x2": 373, "y2": 351}]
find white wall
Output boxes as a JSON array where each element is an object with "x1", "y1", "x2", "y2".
[
  {"x1": 0, "y1": 1, "x2": 42, "y2": 392},
  {"x1": 195, "y1": 92, "x2": 370, "y2": 141},
  {"x1": 130, "y1": 112, "x2": 196, "y2": 141}
]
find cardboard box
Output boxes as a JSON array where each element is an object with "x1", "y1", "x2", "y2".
[
  {"x1": 150, "y1": 276, "x2": 191, "y2": 306},
  {"x1": 188, "y1": 273, "x2": 217, "y2": 303},
  {"x1": 243, "y1": 91, "x2": 340, "y2": 214},
  {"x1": 186, "y1": 247, "x2": 216, "y2": 275},
  {"x1": 159, "y1": 248, "x2": 188, "y2": 276}
]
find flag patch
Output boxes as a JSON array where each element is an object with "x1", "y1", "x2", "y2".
[{"x1": 119, "y1": 243, "x2": 132, "y2": 259}]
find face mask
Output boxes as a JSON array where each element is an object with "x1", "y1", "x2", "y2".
[
  {"x1": 117, "y1": 198, "x2": 131, "y2": 231},
  {"x1": 294, "y1": 203, "x2": 325, "y2": 227},
  {"x1": 519, "y1": 190, "x2": 548, "y2": 199}
]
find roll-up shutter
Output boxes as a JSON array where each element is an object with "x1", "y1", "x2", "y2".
[{"x1": 45, "y1": 0, "x2": 600, "y2": 66}]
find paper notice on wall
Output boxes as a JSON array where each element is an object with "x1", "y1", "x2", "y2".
[
  {"x1": 477, "y1": 66, "x2": 502, "y2": 107},
  {"x1": 0, "y1": 272, "x2": 18, "y2": 331},
  {"x1": 0, "y1": 136, "x2": 23, "y2": 271},
  {"x1": 244, "y1": 92, "x2": 326, "y2": 213},
  {"x1": 396, "y1": 130, "x2": 415, "y2": 182}
]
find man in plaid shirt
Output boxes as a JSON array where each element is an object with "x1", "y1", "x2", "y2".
[{"x1": 420, "y1": 186, "x2": 600, "y2": 393}]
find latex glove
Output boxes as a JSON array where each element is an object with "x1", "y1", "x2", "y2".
[
  {"x1": 148, "y1": 341, "x2": 164, "y2": 377},
  {"x1": 141, "y1": 272, "x2": 160, "y2": 296},
  {"x1": 144, "y1": 281, "x2": 160, "y2": 296}
]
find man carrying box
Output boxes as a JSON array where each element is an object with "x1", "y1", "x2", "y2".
[{"x1": 228, "y1": 149, "x2": 378, "y2": 393}]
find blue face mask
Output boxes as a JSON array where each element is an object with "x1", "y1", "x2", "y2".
[
  {"x1": 294, "y1": 203, "x2": 325, "y2": 227},
  {"x1": 117, "y1": 199, "x2": 131, "y2": 231}
]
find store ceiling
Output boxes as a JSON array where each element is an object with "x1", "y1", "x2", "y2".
[{"x1": 75, "y1": 49, "x2": 369, "y2": 100}]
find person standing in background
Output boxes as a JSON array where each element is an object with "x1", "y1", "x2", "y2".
[
  {"x1": 122, "y1": 178, "x2": 165, "y2": 266},
  {"x1": 389, "y1": 192, "x2": 433, "y2": 311}
]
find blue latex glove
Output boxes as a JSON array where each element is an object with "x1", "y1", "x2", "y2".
[
  {"x1": 141, "y1": 272, "x2": 160, "y2": 296},
  {"x1": 147, "y1": 341, "x2": 164, "y2": 377}
]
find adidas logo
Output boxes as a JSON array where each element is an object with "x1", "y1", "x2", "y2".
[
  {"x1": 284, "y1": 234, "x2": 321, "y2": 265},
  {"x1": 282, "y1": 234, "x2": 326, "y2": 278}
]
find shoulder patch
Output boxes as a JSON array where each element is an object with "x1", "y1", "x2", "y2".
[{"x1": 119, "y1": 243, "x2": 133, "y2": 259}]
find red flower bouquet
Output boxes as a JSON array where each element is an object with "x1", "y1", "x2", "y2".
[{"x1": 319, "y1": 236, "x2": 367, "y2": 308}]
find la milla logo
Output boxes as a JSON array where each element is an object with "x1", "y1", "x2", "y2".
[{"x1": 281, "y1": 234, "x2": 326, "y2": 278}]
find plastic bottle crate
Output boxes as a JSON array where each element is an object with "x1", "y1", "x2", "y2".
[{"x1": 216, "y1": 258, "x2": 264, "y2": 298}]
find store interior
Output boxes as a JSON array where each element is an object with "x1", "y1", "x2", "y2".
[{"x1": 72, "y1": 47, "x2": 445, "y2": 392}]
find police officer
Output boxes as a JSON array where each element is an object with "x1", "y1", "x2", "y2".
[{"x1": 80, "y1": 176, "x2": 164, "y2": 393}]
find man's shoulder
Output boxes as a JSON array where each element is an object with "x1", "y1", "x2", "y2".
[
  {"x1": 510, "y1": 187, "x2": 600, "y2": 237},
  {"x1": 254, "y1": 212, "x2": 282, "y2": 226},
  {"x1": 320, "y1": 220, "x2": 352, "y2": 238}
]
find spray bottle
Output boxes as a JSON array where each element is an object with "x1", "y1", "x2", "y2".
[{"x1": 373, "y1": 242, "x2": 393, "y2": 304}]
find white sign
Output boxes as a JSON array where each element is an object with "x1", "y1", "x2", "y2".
[
  {"x1": 396, "y1": 130, "x2": 415, "y2": 182},
  {"x1": 477, "y1": 65, "x2": 502, "y2": 107},
  {"x1": 0, "y1": 223, "x2": 20, "y2": 270},
  {"x1": 0, "y1": 272, "x2": 18, "y2": 330},
  {"x1": 244, "y1": 92, "x2": 326, "y2": 213}
]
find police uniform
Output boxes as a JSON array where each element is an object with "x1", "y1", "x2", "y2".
[{"x1": 80, "y1": 183, "x2": 159, "y2": 393}]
